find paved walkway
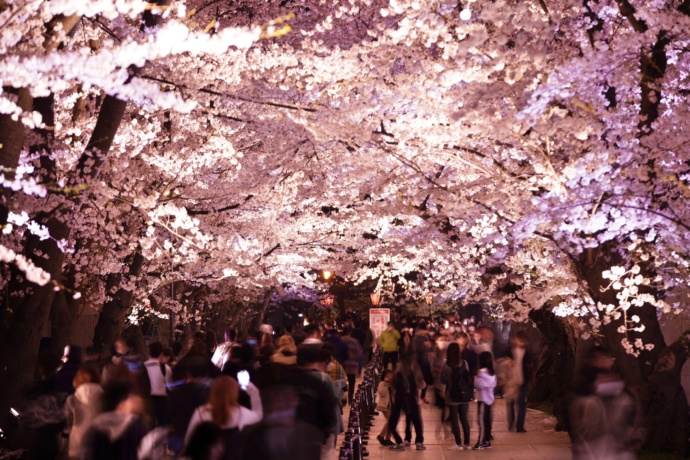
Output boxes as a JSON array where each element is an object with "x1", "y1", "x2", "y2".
[{"x1": 342, "y1": 396, "x2": 572, "y2": 460}]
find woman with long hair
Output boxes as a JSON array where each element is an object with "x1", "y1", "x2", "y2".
[
  {"x1": 185, "y1": 375, "x2": 263, "y2": 457},
  {"x1": 441, "y1": 342, "x2": 473, "y2": 450},
  {"x1": 473, "y1": 351, "x2": 496, "y2": 450}
]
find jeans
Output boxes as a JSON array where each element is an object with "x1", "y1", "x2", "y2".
[
  {"x1": 477, "y1": 401, "x2": 492, "y2": 444},
  {"x1": 507, "y1": 384, "x2": 527, "y2": 430},
  {"x1": 448, "y1": 403, "x2": 470, "y2": 445},
  {"x1": 389, "y1": 398, "x2": 424, "y2": 445}
]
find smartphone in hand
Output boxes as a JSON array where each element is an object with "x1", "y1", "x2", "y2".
[{"x1": 238, "y1": 370, "x2": 250, "y2": 390}]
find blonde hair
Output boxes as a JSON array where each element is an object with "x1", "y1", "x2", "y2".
[{"x1": 209, "y1": 375, "x2": 239, "y2": 425}]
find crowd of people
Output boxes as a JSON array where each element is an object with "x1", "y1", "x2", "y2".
[
  {"x1": 374, "y1": 319, "x2": 533, "y2": 452},
  {"x1": 7, "y1": 319, "x2": 375, "y2": 460},
  {"x1": 2, "y1": 312, "x2": 644, "y2": 460}
]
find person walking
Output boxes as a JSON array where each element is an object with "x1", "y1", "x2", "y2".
[
  {"x1": 143, "y1": 341, "x2": 172, "y2": 427},
  {"x1": 473, "y1": 351, "x2": 496, "y2": 450},
  {"x1": 378, "y1": 322, "x2": 400, "y2": 371},
  {"x1": 506, "y1": 330, "x2": 533, "y2": 432},
  {"x1": 388, "y1": 354, "x2": 426, "y2": 451},
  {"x1": 375, "y1": 369, "x2": 395, "y2": 446},
  {"x1": 441, "y1": 342, "x2": 473, "y2": 451},
  {"x1": 341, "y1": 326, "x2": 363, "y2": 405}
]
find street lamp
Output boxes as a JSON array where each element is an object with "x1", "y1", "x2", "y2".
[{"x1": 370, "y1": 292, "x2": 382, "y2": 307}]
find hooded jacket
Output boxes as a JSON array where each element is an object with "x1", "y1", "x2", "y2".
[{"x1": 64, "y1": 383, "x2": 103, "y2": 458}]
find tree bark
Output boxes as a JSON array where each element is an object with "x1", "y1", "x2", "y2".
[
  {"x1": 528, "y1": 308, "x2": 575, "y2": 431},
  {"x1": 575, "y1": 243, "x2": 686, "y2": 453},
  {"x1": 0, "y1": 214, "x2": 69, "y2": 413},
  {"x1": 92, "y1": 251, "x2": 145, "y2": 351}
]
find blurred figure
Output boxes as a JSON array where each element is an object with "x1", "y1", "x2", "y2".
[
  {"x1": 432, "y1": 330, "x2": 451, "y2": 420},
  {"x1": 271, "y1": 335, "x2": 297, "y2": 366},
  {"x1": 569, "y1": 346, "x2": 643, "y2": 460},
  {"x1": 505, "y1": 330, "x2": 533, "y2": 432},
  {"x1": 240, "y1": 390, "x2": 323, "y2": 460},
  {"x1": 412, "y1": 322, "x2": 433, "y2": 404},
  {"x1": 375, "y1": 369, "x2": 394, "y2": 446},
  {"x1": 378, "y1": 322, "x2": 401, "y2": 371},
  {"x1": 168, "y1": 357, "x2": 211, "y2": 454},
  {"x1": 144, "y1": 341, "x2": 172, "y2": 427},
  {"x1": 64, "y1": 366, "x2": 103, "y2": 459},
  {"x1": 341, "y1": 326, "x2": 363, "y2": 405},
  {"x1": 175, "y1": 339, "x2": 217, "y2": 383},
  {"x1": 473, "y1": 351, "x2": 496, "y2": 450},
  {"x1": 212, "y1": 329, "x2": 237, "y2": 370},
  {"x1": 184, "y1": 375, "x2": 263, "y2": 457},
  {"x1": 181, "y1": 421, "x2": 222, "y2": 460},
  {"x1": 441, "y1": 342, "x2": 473, "y2": 451},
  {"x1": 55, "y1": 345, "x2": 83, "y2": 395},
  {"x1": 388, "y1": 354, "x2": 426, "y2": 451},
  {"x1": 80, "y1": 380, "x2": 147, "y2": 460}
]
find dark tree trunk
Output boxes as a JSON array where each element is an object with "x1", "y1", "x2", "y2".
[
  {"x1": 575, "y1": 244, "x2": 686, "y2": 454},
  {"x1": 50, "y1": 289, "x2": 81, "y2": 356},
  {"x1": 0, "y1": 215, "x2": 69, "y2": 413},
  {"x1": 0, "y1": 87, "x2": 33, "y2": 224},
  {"x1": 528, "y1": 308, "x2": 575, "y2": 431},
  {"x1": 92, "y1": 251, "x2": 145, "y2": 351}
]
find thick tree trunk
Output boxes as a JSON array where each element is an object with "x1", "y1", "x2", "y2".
[
  {"x1": 528, "y1": 308, "x2": 575, "y2": 431},
  {"x1": 0, "y1": 215, "x2": 69, "y2": 413},
  {"x1": 576, "y1": 244, "x2": 686, "y2": 453}
]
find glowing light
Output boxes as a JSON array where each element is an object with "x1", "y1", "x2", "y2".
[
  {"x1": 460, "y1": 8, "x2": 471, "y2": 20},
  {"x1": 444, "y1": 320, "x2": 449, "y2": 329},
  {"x1": 323, "y1": 270, "x2": 332, "y2": 280},
  {"x1": 10, "y1": 408, "x2": 18, "y2": 417},
  {"x1": 370, "y1": 292, "x2": 382, "y2": 306},
  {"x1": 303, "y1": 318, "x2": 309, "y2": 326}
]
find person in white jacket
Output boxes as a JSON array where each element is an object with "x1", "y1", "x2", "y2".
[
  {"x1": 63, "y1": 366, "x2": 103, "y2": 459},
  {"x1": 473, "y1": 351, "x2": 497, "y2": 450},
  {"x1": 184, "y1": 375, "x2": 263, "y2": 448}
]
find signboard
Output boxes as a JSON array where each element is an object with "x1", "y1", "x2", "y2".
[{"x1": 369, "y1": 308, "x2": 390, "y2": 341}]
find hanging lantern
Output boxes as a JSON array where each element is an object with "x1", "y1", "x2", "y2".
[
  {"x1": 323, "y1": 270, "x2": 333, "y2": 280},
  {"x1": 370, "y1": 292, "x2": 381, "y2": 306}
]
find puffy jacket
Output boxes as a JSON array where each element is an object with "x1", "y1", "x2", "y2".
[{"x1": 378, "y1": 329, "x2": 400, "y2": 353}]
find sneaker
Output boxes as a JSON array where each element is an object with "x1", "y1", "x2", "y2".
[
  {"x1": 482, "y1": 441, "x2": 492, "y2": 449},
  {"x1": 384, "y1": 440, "x2": 396, "y2": 446},
  {"x1": 390, "y1": 444, "x2": 405, "y2": 451},
  {"x1": 377, "y1": 436, "x2": 386, "y2": 446},
  {"x1": 448, "y1": 444, "x2": 464, "y2": 451},
  {"x1": 472, "y1": 443, "x2": 485, "y2": 450},
  {"x1": 464, "y1": 444, "x2": 472, "y2": 450},
  {"x1": 416, "y1": 443, "x2": 427, "y2": 450},
  {"x1": 516, "y1": 428, "x2": 527, "y2": 433},
  {"x1": 403, "y1": 440, "x2": 411, "y2": 447}
]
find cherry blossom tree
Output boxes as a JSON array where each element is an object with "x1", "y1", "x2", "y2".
[{"x1": 1, "y1": 0, "x2": 690, "y2": 451}]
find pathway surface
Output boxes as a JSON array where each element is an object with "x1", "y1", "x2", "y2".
[{"x1": 342, "y1": 395, "x2": 572, "y2": 460}]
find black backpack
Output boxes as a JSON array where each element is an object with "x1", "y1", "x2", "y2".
[{"x1": 449, "y1": 361, "x2": 474, "y2": 403}]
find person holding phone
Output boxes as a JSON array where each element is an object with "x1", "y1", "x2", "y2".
[{"x1": 184, "y1": 375, "x2": 263, "y2": 452}]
